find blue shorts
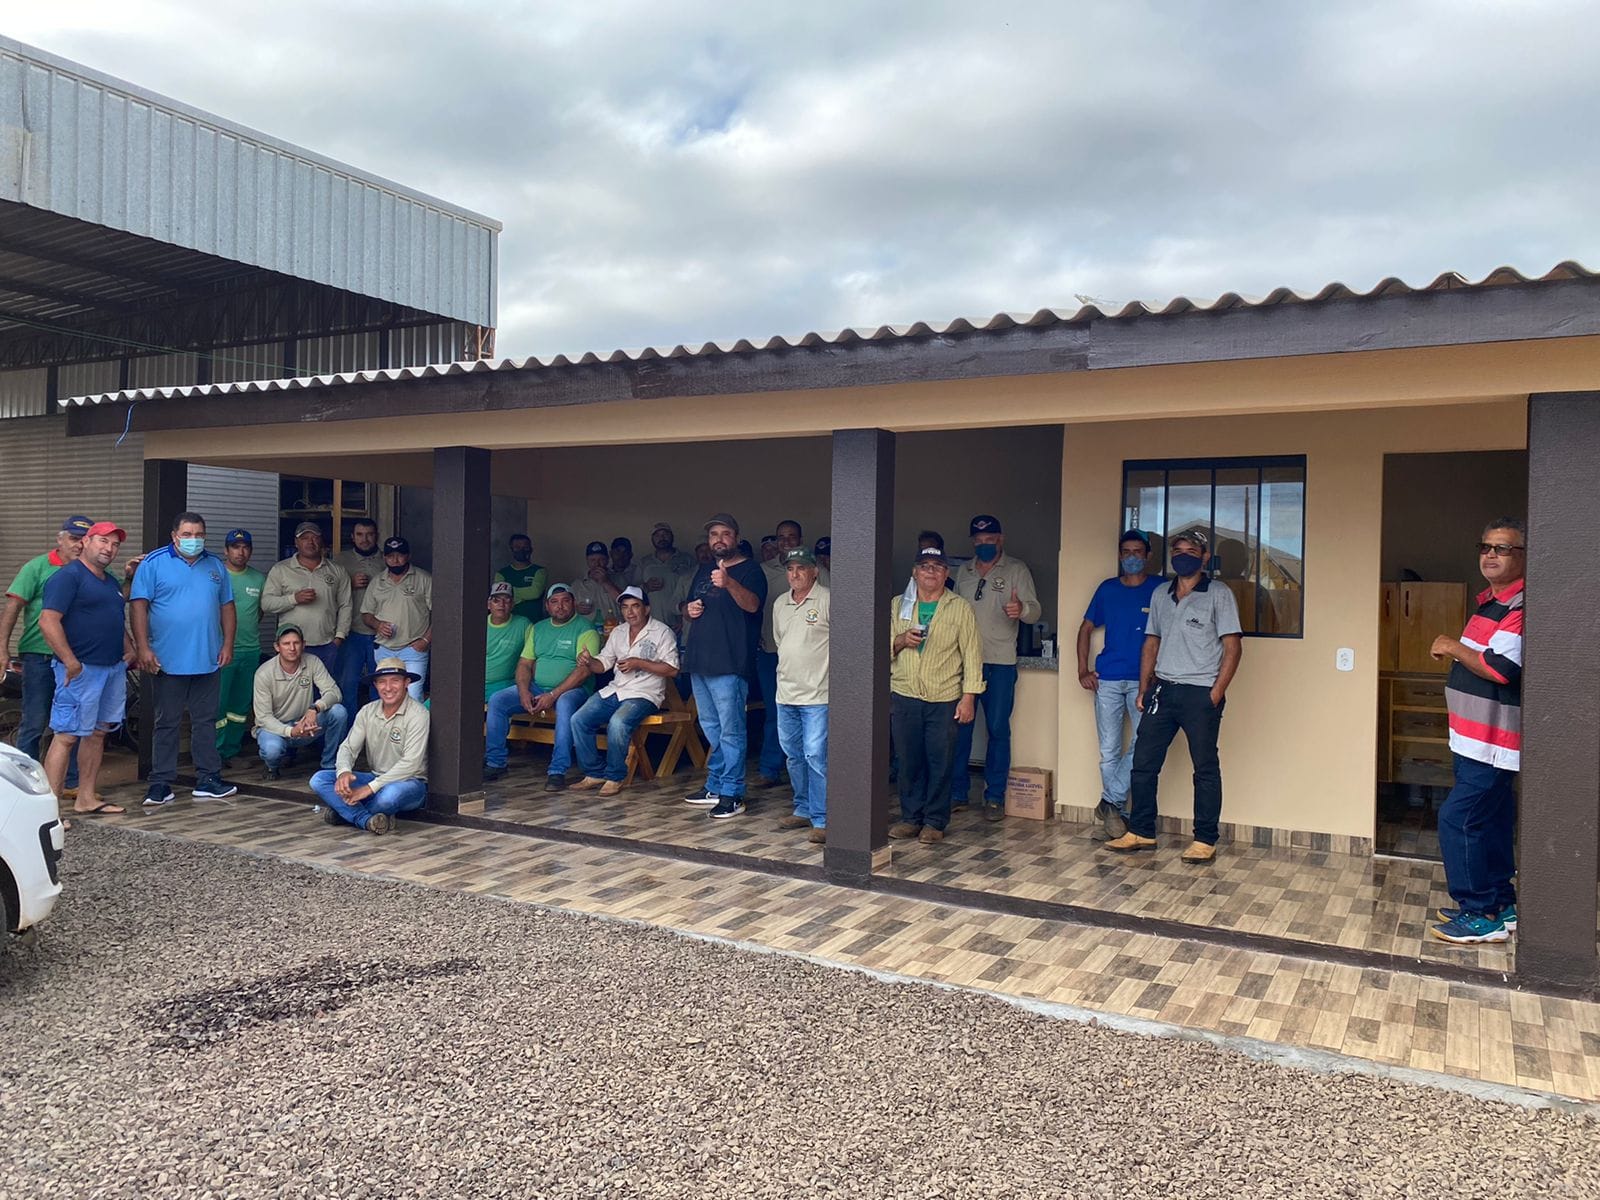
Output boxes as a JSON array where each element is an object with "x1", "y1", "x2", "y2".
[{"x1": 49, "y1": 661, "x2": 127, "y2": 738}]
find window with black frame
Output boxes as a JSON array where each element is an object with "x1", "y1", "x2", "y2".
[{"x1": 1122, "y1": 456, "x2": 1307, "y2": 638}]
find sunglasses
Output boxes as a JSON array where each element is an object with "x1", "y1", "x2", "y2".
[{"x1": 1476, "y1": 543, "x2": 1525, "y2": 557}]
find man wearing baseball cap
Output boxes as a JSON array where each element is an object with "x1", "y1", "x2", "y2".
[
  {"x1": 215, "y1": 529, "x2": 268, "y2": 765},
  {"x1": 569, "y1": 540, "x2": 622, "y2": 629},
  {"x1": 638, "y1": 522, "x2": 696, "y2": 635},
  {"x1": 263, "y1": 521, "x2": 352, "y2": 675},
  {"x1": 0, "y1": 515, "x2": 92, "y2": 790},
  {"x1": 756, "y1": 520, "x2": 813, "y2": 786},
  {"x1": 682, "y1": 512, "x2": 768, "y2": 818},
  {"x1": 483, "y1": 582, "x2": 603, "y2": 788},
  {"x1": 608, "y1": 537, "x2": 642, "y2": 590},
  {"x1": 813, "y1": 537, "x2": 831, "y2": 573},
  {"x1": 252, "y1": 624, "x2": 347, "y2": 781},
  {"x1": 949, "y1": 514, "x2": 1041, "y2": 823},
  {"x1": 1106, "y1": 527, "x2": 1242, "y2": 865},
  {"x1": 484, "y1": 581, "x2": 533, "y2": 702},
  {"x1": 39, "y1": 521, "x2": 136, "y2": 814},
  {"x1": 311, "y1": 656, "x2": 429, "y2": 834},
  {"x1": 771, "y1": 547, "x2": 831, "y2": 842},
  {"x1": 360, "y1": 537, "x2": 432, "y2": 700}
]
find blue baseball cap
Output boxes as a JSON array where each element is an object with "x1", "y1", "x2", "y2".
[
  {"x1": 814, "y1": 537, "x2": 831, "y2": 556},
  {"x1": 585, "y1": 541, "x2": 608, "y2": 557},
  {"x1": 969, "y1": 514, "x2": 1002, "y2": 536},
  {"x1": 61, "y1": 515, "x2": 93, "y2": 535},
  {"x1": 225, "y1": 528, "x2": 253, "y2": 546}
]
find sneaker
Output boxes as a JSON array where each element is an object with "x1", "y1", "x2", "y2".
[
  {"x1": 192, "y1": 775, "x2": 237, "y2": 799},
  {"x1": 777, "y1": 814, "x2": 811, "y2": 830},
  {"x1": 482, "y1": 764, "x2": 507, "y2": 782},
  {"x1": 683, "y1": 786, "x2": 720, "y2": 807},
  {"x1": 918, "y1": 827, "x2": 945, "y2": 844},
  {"x1": 1436, "y1": 903, "x2": 1518, "y2": 932},
  {"x1": 262, "y1": 765, "x2": 281, "y2": 782},
  {"x1": 982, "y1": 803, "x2": 1005, "y2": 824},
  {"x1": 708, "y1": 796, "x2": 746, "y2": 819},
  {"x1": 365, "y1": 813, "x2": 393, "y2": 835},
  {"x1": 597, "y1": 780, "x2": 624, "y2": 797},
  {"x1": 1431, "y1": 911, "x2": 1509, "y2": 944},
  {"x1": 1104, "y1": 832, "x2": 1157, "y2": 853},
  {"x1": 1094, "y1": 799, "x2": 1129, "y2": 840},
  {"x1": 888, "y1": 821, "x2": 922, "y2": 840},
  {"x1": 142, "y1": 784, "x2": 176, "y2": 807},
  {"x1": 316, "y1": 804, "x2": 342, "y2": 826},
  {"x1": 807, "y1": 828, "x2": 826, "y2": 844},
  {"x1": 544, "y1": 775, "x2": 567, "y2": 793}
]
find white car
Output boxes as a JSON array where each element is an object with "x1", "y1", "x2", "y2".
[{"x1": 0, "y1": 743, "x2": 63, "y2": 934}]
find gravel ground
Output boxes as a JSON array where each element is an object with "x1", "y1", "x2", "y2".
[{"x1": 2, "y1": 825, "x2": 1597, "y2": 1200}]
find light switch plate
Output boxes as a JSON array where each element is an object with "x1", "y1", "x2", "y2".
[{"x1": 1336, "y1": 647, "x2": 1355, "y2": 672}]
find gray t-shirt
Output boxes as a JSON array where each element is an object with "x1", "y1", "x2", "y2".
[{"x1": 1146, "y1": 577, "x2": 1243, "y2": 686}]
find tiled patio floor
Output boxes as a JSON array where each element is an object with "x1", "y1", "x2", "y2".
[{"x1": 75, "y1": 786, "x2": 1600, "y2": 1104}]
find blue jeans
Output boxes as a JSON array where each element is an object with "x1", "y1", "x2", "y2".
[
  {"x1": 485, "y1": 684, "x2": 584, "y2": 773},
  {"x1": 337, "y1": 632, "x2": 376, "y2": 714},
  {"x1": 755, "y1": 648, "x2": 784, "y2": 778},
  {"x1": 20, "y1": 653, "x2": 77, "y2": 787},
  {"x1": 305, "y1": 642, "x2": 340, "y2": 675},
  {"x1": 571, "y1": 693, "x2": 658, "y2": 782},
  {"x1": 778, "y1": 703, "x2": 828, "y2": 827},
  {"x1": 1093, "y1": 678, "x2": 1142, "y2": 812},
  {"x1": 257, "y1": 704, "x2": 349, "y2": 770},
  {"x1": 950, "y1": 663, "x2": 1017, "y2": 805},
  {"x1": 310, "y1": 769, "x2": 427, "y2": 829},
  {"x1": 390, "y1": 645, "x2": 429, "y2": 701},
  {"x1": 691, "y1": 673, "x2": 749, "y2": 797},
  {"x1": 1437, "y1": 753, "x2": 1519, "y2": 916}
]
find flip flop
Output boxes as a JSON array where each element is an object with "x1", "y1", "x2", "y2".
[{"x1": 74, "y1": 802, "x2": 126, "y2": 816}]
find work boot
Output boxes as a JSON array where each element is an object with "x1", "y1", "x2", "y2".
[
  {"x1": 888, "y1": 821, "x2": 922, "y2": 840},
  {"x1": 918, "y1": 827, "x2": 945, "y2": 845},
  {"x1": 1180, "y1": 840, "x2": 1217, "y2": 865},
  {"x1": 777, "y1": 814, "x2": 810, "y2": 830},
  {"x1": 1104, "y1": 832, "x2": 1157, "y2": 853},
  {"x1": 807, "y1": 828, "x2": 826, "y2": 845}
]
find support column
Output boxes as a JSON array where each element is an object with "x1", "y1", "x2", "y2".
[
  {"x1": 1519, "y1": 393, "x2": 1600, "y2": 992},
  {"x1": 136, "y1": 459, "x2": 187, "y2": 780},
  {"x1": 427, "y1": 446, "x2": 491, "y2": 813},
  {"x1": 823, "y1": 429, "x2": 895, "y2": 883}
]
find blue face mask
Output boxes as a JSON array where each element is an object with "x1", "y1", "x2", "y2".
[
  {"x1": 1171, "y1": 553, "x2": 1205, "y2": 578},
  {"x1": 1120, "y1": 555, "x2": 1146, "y2": 576},
  {"x1": 974, "y1": 543, "x2": 1000, "y2": 563},
  {"x1": 177, "y1": 536, "x2": 205, "y2": 557}
]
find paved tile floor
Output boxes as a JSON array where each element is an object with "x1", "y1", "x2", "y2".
[{"x1": 81, "y1": 777, "x2": 1600, "y2": 1105}]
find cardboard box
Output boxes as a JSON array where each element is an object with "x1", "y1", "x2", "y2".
[{"x1": 1004, "y1": 766, "x2": 1053, "y2": 821}]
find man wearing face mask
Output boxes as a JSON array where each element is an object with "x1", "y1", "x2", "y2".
[
  {"x1": 1106, "y1": 528, "x2": 1242, "y2": 864},
  {"x1": 496, "y1": 533, "x2": 548, "y2": 623},
  {"x1": 130, "y1": 511, "x2": 239, "y2": 805},
  {"x1": 951, "y1": 515, "x2": 1041, "y2": 822},
  {"x1": 360, "y1": 537, "x2": 432, "y2": 701},
  {"x1": 1076, "y1": 530, "x2": 1163, "y2": 839}
]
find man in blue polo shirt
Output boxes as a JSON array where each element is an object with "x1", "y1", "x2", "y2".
[
  {"x1": 130, "y1": 511, "x2": 238, "y2": 806},
  {"x1": 1075, "y1": 529, "x2": 1163, "y2": 839}
]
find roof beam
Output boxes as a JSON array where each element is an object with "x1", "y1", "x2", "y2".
[
  {"x1": 0, "y1": 234, "x2": 207, "y2": 297},
  {"x1": 0, "y1": 276, "x2": 139, "y2": 314}
]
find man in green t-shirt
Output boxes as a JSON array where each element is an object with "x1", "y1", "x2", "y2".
[
  {"x1": 216, "y1": 529, "x2": 269, "y2": 763},
  {"x1": 0, "y1": 514, "x2": 92, "y2": 787},
  {"x1": 485, "y1": 582, "x2": 532, "y2": 700},
  {"x1": 496, "y1": 533, "x2": 548, "y2": 623},
  {"x1": 483, "y1": 583, "x2": 601, "y2": 790}
]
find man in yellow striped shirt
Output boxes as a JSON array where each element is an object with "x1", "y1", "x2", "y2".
[{"x1": 888, "y1": 547, "x2": 984, "y2": 845}]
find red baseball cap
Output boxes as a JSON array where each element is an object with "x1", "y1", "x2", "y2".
[{"x1": 85, "y1": 521, "x2": 127, "y2": 543}]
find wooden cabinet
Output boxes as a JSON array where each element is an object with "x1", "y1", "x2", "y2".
[
  {"x1": 1378, "y1": 582, "x2": 1466, "y2": 676},
  {"x1": 1377, "y1": 673, "x2": 1454, "y2": 786}
]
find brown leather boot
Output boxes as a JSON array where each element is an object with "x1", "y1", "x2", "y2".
[{"x1": 1104, "y1": 832, "x2": 1157, "y2": 853}]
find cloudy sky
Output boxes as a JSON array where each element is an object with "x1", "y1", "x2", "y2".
[{"x1": 11, "y1": 1, "x2": 1598, "y2": 359}]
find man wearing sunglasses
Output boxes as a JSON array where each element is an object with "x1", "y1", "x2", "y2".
[{"x1": 1427, "y1": 519, "x2": 1526, "y2": 946}]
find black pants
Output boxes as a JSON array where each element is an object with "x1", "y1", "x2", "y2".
[
  {"x1": 1128, "y1": 679, "x2": 1224, "y2": 844},
  {"x1": 891, "y1": 694, "x2": 958, "y2": 831},
  {"x1": 150, "y1": 671, "x2": 223, "y2": 787}
]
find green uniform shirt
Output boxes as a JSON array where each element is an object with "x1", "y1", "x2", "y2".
[
  {"x1": 497, "y1": 561, "x2": 549, "y2": 622},
  {"x1": 485, "y1": 614, "x2": 532, "y2": 699},
  {"x1": 5, "y1": 550, "x2": 67, "y2": 656},
  {"x1": 227, "y1": 565, "x2": 267, "y2": 655},
  {"x1": 523, "y1": 617, "x2": 603, "y2": 691}
]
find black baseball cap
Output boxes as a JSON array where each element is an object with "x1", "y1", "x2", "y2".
[
  {"x1": 969, "y1": 514, "x2": 1002, "y2": 536},
  {"x1": 814, "y1": 537, "x2": 831, "y2": 556},
  {"x1": 383, "y1": 537, "x2": 410, "y2": 554},
  {"x1": 611, "y1": 537, "x2": 632, "y2": 551},
  {"x1": 915, "y1": 546, "x2": 949, "y2": 566},
  {"x1": 585, "y1": 540, "x2": 608, "y2": 557}
]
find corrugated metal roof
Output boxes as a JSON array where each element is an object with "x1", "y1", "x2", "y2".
[
  {"x1": 59, "y1": 261, "x2": 1597, "y2": 408},
  {"x1": 1, "y1": 36, "x2": 499, "y2": 327}
]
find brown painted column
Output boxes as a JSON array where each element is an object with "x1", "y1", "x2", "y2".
[
  {"x1": 135, "y1": 459, "x2": 187, "y2": 780},
  {"x1": 824, "y1": 428, "x2": 895, "y2": 882},
  {"x1": 1519, "y1": 393, "x2": 1600, "y2": 992},
  {"x1": 426, "y1": 446, "x2": 491, "y2": 813}
]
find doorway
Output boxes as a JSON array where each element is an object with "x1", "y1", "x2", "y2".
[{"x1": 1375, "y1": 450, "x2": 1527, "y2": 858}]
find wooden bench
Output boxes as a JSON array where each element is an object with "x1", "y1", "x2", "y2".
[{"x1": 500, "y1": 690, "x2": 705, "y2": 783}]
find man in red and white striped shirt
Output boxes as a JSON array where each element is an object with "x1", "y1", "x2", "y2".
[{"x1": 1426, "y1": 518, "x2": 1525, "y2": 945}]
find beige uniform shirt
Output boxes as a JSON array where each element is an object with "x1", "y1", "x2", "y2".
[
  {"x1": 336, "y1": 695, "x2": 430, "y2": 792},
  {"x1": 335, "y1": 548, "x2": 385, "y2": 635},
  {"x1": 261, "y1": 556, "x2": 353, "y2": 646},
  {"x1": 889, "y1": 590, "x2": 986, "y2": 704},
  {"x1": 362, "y1": 566, "x2": 434, "y2": 649},
  {"x1": 568, "y1": 577, "x2": 620, "y2": 628},
  {"x1": 639, "y1": 552, "x2": 696, "y2": 631},
  {"x1": 252, "y1": 655, "x2": 342, "y2": 737},
  {"x1": 952, "y1": 554, "x2": 1041, "y2": 666},
  {"x1": 596, "y1": 617, "x2": 680, "y2": 707},
  {"x1": 772, "y1": 583, "x2": 830, "y2": 706},
  {"x1": 761, "y1": 561, "x2": 830, "y2": 652}
]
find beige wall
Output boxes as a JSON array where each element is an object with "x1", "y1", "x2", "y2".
[{"x1": 1060, "y1": 399, "x2": 1528, "y2": 842}]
